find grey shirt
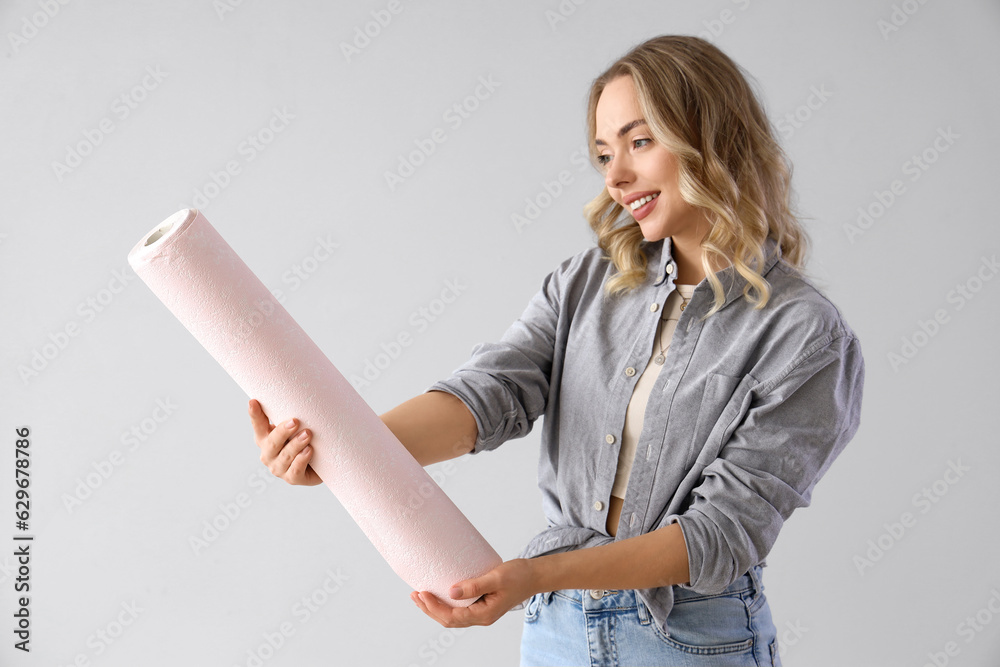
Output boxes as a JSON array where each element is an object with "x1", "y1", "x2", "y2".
[{"x1": 425, "y1": 234, "x2": 866, "y2": 633}]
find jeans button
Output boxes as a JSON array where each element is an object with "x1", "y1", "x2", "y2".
[{"x1": 589, "y1": 589, "x2": 604, "y2": 600}]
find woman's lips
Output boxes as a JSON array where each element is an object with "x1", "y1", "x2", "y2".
[{"x1": 631, "y1": 194, "x2": 659, "y2": 221}]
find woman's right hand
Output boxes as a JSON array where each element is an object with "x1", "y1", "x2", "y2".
[{"x1": 249, "y1": 398, "x2": 324, "y2": 486}]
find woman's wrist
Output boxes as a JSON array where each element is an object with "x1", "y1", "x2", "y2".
[
  {"x1": 521, "y1": 524, "x2": 690, "y2": 595},
  {"x1": 526, "y1": 550, "x2": 572, "y2": 595}
]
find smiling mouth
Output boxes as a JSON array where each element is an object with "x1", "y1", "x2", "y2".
[
  {"x1": 628, "y1": 192, "x2": 659, "y2": 210},
  {"x1": 628, "y1": 192, "x2": 661, "y2": 222}
]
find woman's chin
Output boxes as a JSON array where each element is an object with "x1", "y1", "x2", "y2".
[{"x1": 637, "y1": 222, "x2": 667, "y2": 243}]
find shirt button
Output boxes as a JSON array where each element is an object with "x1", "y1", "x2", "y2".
[
  {"x1": 605, "y1": 434, "x2": 615, "y2": 444},
  {"x1": 649, "y1": 302, "x2": 659, "y2": 312},
  {"x1": 625, "y1": 366, "x2": 636, "y2": 376},
  {"x1": 665, "y1": 263, "x2": 674, "y2": 275},
  {"x1": 593, "y1": 501, "x2": 604, "y2": 511}
]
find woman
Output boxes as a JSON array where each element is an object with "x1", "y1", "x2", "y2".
[{"x1": 250, "y1": 35, "x2": 865, "y2": 667}]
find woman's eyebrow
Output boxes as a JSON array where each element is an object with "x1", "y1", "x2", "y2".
[{"x1": 594, "y1": 119, "x2": 647, "y2": 146}]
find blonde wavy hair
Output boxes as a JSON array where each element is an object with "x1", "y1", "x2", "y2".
[{"x1": 584, "y1": 35, "x2": 811, "y2": 318}]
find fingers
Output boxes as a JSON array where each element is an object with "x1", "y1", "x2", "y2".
[
  {"x1": 256, "y1": 414, "x2": 296, "y2": 460},
  {"x1": 412, "y1": 591, "x2": 455, "y2": 626},
  {"x1": 250, "y1": 400, "x2": 324, "y2": 486},
  {"x1": 248, "y1": 399, "x2": 274, "y2": 442},
  {"x1": 265, "y1": 422, "x2": 310, "y2": 475},
  {"x1": 274, "y1": 428, "x2": 312, "y2": 479},
  {"x1": 411, "y1": 590, "x2": 484, "y2": 628},
  {"x1": 285, "y1": 441, "x2": 318, "y2": 485}
]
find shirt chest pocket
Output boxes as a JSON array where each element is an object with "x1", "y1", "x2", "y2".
[{"x1": 690, "y1": 372, "x2": 755, "y2": 463}]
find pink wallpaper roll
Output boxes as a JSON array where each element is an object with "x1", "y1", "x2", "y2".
[{"x1": 127, "y1": 209, "x2": 501, "y2": 607}]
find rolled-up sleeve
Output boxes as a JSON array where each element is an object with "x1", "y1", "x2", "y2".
[
  {"x1": 670, "y1": 330, "x2": 866, "y2": 593},
  {"x1": 424, "y1": 260, "x2": 567, "y2": 454}
]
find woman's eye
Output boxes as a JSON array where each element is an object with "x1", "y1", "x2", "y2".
[
  {"x1": 596, "y1": 138, "x2": 651, "y2": 168},
  {"x1": 597, "y1": 139, "x2": 650, "y2": 165}
]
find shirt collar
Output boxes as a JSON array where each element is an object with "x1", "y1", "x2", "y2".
[{"x1": 651, "y1": 235, "x2": 782, "y2": 308}]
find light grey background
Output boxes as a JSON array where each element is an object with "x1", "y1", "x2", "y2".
[{"x1": 2, "y1": 1, "x2": 998, "y2": 665}]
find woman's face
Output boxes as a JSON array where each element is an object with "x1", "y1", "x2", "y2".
[{"x1": 594, "y1": 75, "x2": 710, "y2": 245}]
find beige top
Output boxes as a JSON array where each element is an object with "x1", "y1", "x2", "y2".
[{"x1": 610, "y1": 282, "x2": 698, "y2": 499}]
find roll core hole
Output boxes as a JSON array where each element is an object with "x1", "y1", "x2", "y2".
[
  {"x1": 145, "y1": 223, "x2": 173, "y2": 247},
  {"x1": 142, "y1": 210, "x2": 194, "y2": 248}
]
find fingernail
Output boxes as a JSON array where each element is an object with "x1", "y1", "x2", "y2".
[
  {"x1": 449, "y1": 586, "x2": 462, "y2": 599},
  {"x1": 298, "y1": 430, "x2": 309, "y2": 440},
  {"x1": 284, "y1": 419, "x2": 295, "y2": 428}
]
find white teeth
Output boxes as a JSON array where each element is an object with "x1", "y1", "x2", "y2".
[{"x1": 629, "y1": 192, "x2": 659, "y2": 210}]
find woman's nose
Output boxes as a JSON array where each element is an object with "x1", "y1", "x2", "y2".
[{"x1": 604, "y1": 155, "x2": 632, "y2": 190}]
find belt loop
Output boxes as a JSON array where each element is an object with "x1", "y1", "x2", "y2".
[
  {"x1": 747, "y1": 564, "x2": 764, "y2": 598},
  {"x1": 635, "y1": 595, "x2": 652, "y2": 626}
]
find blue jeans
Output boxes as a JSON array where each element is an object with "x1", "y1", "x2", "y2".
[{"x1": 519, "y1": 565, "x2": 780, "y2": 666}]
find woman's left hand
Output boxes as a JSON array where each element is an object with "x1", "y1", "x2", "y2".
[{"x1": 410, "y1": 557, "x2": 539, "y2": 628}]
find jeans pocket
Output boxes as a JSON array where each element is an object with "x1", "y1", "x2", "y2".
[{"x1": 648, "y1": 590, "x2": 755, "y2": 655}]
